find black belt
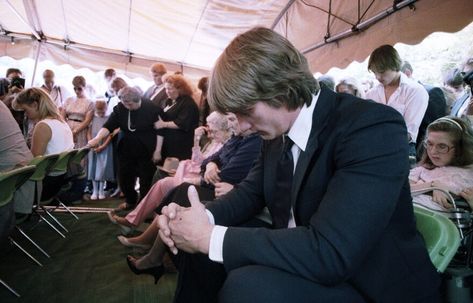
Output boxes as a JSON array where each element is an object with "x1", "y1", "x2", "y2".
[{"x1": 68, "y1": 118, "x2": 83, "y2": 122}]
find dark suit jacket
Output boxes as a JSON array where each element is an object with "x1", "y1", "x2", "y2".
[
  {"x1": 143, "y1": 84, "x2": 168, "y2": 109},
  {"x1": 206, "y1": 88, "x2": 440, "y2": 302},
  {"x1": 201, "y1": 134, "x2": 262, "y2": 188},
  {"x1": 450, "y1": 91, "x2": 470, "y2": 116},
  {"x1": 416, "y1": 85, "x2": 447, "y2": 153}
]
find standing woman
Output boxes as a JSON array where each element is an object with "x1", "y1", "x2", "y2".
[
  {"x1": 197, "y1": 76, "x2": 211, "y2": 126},
  {"x1": 62, "y1": 76, "x2": 94, "y2": 148},
  {"x1": 155, "y1": 74, "x2": 199, "y2": 162},
  {"x1": 88, "y1": 87, "x2": 162, "y2": 210}
]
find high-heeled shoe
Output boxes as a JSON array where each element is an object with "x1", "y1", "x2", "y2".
[
  {"x1": 107, "y1": 211, "x2": 117, "y2": 224},
  {"x1": 117, "y1": 235, "x2": 151, "y2": 249},
  {"x1": 126, "y1": 255, "x2": 164, "y2": 285},
  {"x1": 108, "y1": 212, "x2": 135, "y2": 235}
]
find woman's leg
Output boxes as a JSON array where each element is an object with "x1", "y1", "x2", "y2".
[
  {"x1": 135, "y1": 232, "x2": 167, "y2": 269},
  {"x1": 98, "y1": 181, "x2": 105, "y2": 199},
  {"x1": 91, "y1": 180, "x2": 99, "y2": 199},
  {"x1": 122, "y1": 176, "x2": 179, "y2": 226},
  {"x1": 123, "y1": 216, "x2": 160, "y2": 246}
]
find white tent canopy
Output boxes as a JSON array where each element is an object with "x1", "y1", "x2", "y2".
[{"x1": 0, "y1": 0, "x2": 472, "y2": 80}]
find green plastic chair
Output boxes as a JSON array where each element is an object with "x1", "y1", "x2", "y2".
[
  {"x1": 44, "y1": 149, "x2": 80, "y2": 220},
  {"x1": 50, "y1": 149, "x2": 78, "y2": 176},
  {"x1": 0, "y1": 165, "x2": 36, "y2": 208},
  {"x1": 0, "y1": 165, "x2": 38, "y2": 298},
  {"x1": 414, "y1": 205, "x2": 461, "y2": 272},
  {"x1": 29, "y1": 153, "x2": 60, "y2": 182},
  {"x1": 68, "y1": 147, "x2": 90, "y2": 179},
  {"x1": 28, "y1": 154, "x2": 67, "y2": 238}
]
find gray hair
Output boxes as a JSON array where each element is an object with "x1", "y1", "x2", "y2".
[
  {"x1": 335, "y1": 77, "x2": 364, "y2": 98},
  {"x1": 208, "y1": 27, "x2": 319, "y2": 115},
  {"x1": 118, "y1": 86, "x2": 141, "y2": 103},
  {"x1": 206, "y1": 111, "x2": 230, "y2": 132}
]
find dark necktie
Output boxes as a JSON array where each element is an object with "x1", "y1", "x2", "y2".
[{"x1": 272, "y1": 136, "x2": 294, "y2": 229}]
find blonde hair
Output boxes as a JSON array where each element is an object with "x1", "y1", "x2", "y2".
[
  {"x1": 208, "y1": 27, "x2": 319, "y2": 115},
  {"x1": 14, "y1": 88, "x2": 62, "y2": 121}
]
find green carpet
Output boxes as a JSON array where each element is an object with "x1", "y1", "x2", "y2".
[{"x1": 0, "y1": 201, "x2": 176, "y2": 303}]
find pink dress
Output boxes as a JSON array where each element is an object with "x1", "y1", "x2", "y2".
[
  {"x1": 125, "y1": 141, "x2": 223, "y2": 226},
  {"x1": 409, "y1": 165, "x2": 473, "y2": 211},
  {"x1": 63, "y1": 96, "x2": 93, "y2": 148}
]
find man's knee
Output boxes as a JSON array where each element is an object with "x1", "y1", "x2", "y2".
[{"x1": 219, "y1": 266, "x2": 277, "y2": 303}]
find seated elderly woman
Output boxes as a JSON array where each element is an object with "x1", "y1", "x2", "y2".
[
  {"x1": 115, "y1": 119, "x2": 262, "y2": 284},
  {"x1": 13, "y1": 88, "x2": 74, "y2": 201},
  {"x1": 335, "y1": 77, "x2": 365, "y2": 98},
  {"x1": 108, "y1": 111, "x2": 235, "y2": 233},
  {"x1": 409, "y1": 117, "x2": 473, "y2": 211}
]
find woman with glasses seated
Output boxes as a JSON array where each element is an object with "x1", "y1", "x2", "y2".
[
  {"x1": 409, "y1": 117, "x2": 473, "y2": 211},
  {"x1": 62, "y1": 76, "x2": 94, "y2": 149}
]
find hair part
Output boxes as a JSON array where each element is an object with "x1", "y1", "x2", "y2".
[
  {"x1": 13, "y1": 88, "x2": 62, "y2": 121},
  {"x1": 6, "y1": 68, "x2": 22, "y2": 78},
  {"x1": 150, "y1": 63, "x2": 167, "y2": 75},
  {"x1": 118, "y1": 86, "x2": 141, "y2": 103},
  {"x1": 335, "y1": 77, "x2": 364, "y2": 98},
  {"x1": 111, "y1": 77, "x2": 128, "y2": 90},
  {"x1": 419, "y1": 116, "x2": 473, "y2": 168},
  {"x1": 368, "y1": 45, "x2": 402, "y2": 73},
  {"x1": 104, "y1": 68, "x2": 116, "y2": 78},
  {"x1": 164, "y1": 74, "x2": 193, "y2": 97},
  {"x1": 72, "y1": 75, "x2": 86, "y2": 87},
  {"x1": 208, "y1": 27, "x2": 319, "y2": 115}
]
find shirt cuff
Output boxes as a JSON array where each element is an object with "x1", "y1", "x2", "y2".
[
  {"x1": 205, "y1": 209, "x2": 215, "y2": 224},
  {"x1": 209, "y1": 225, "x2": 228, "y2": 263}
]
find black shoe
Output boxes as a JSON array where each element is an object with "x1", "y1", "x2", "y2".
[{"x1": 126, "y1": 255, "x2": 164, "y2": 285}]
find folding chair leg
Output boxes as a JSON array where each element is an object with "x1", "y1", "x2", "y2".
[
  {"x1": 40, "y1": 206, "x2": 69, "y2": 233},
  {"x1": 59, "y1": 202, "x2": 79, "y2": 220},
  {"x1": 15, "y1": 226, "x2": 50, "y2": 258},
  {"x1": 36, "y1": 212, "x2": 66, "y2": 238},
  {"x1": 9, "y1": 238, "x2": 43, "y2": 267},
  {"x1": 0, "y1": 278, "x2": 20, "y2": 298}
]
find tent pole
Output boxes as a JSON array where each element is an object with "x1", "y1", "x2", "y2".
[
  {"x1": 301, "y1": 0, "x2": 417, "y2": 54},
  {"x1": 5, "y1": 0, "x2": 41, "y2": 40},
  {"x1": 271, "y1": 0, "x2": 296, "y2": 30},
  {"x1": 30, "y1": 41, "x2": 42, "y2": 87}
]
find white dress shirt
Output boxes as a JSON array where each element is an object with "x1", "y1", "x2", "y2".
[
  {"x1": 207, "y1": 93, "x2": 320, "y2": 263},
  {"x1": 41, "y1": 84, "x2": 70, "y2": 108},
  {"x1": 365, "y1": 72, "x2": 428, "y2": 142}
]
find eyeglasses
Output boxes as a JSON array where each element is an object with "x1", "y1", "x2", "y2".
[
  {"x1": 73, "y1": 87, "x2": 83, "y2": 91},
  {"x1": 423, "y1": 141, "x2": 455, "y2": 154}
]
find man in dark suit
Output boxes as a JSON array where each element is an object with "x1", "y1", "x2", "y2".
[
  {"x1": 158, "y1": 27, "x2": 440, "y2": 303},
  {"x1": 143, "y1": 63, "x2": 168, "y2": 109}
]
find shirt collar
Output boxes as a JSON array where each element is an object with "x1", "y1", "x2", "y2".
[
  {"x1": 399, "y1": 72, "x2": 409, "y2": 86},
  {"x1": 287, "y1": 92, "x2": 319, "y2": 152}
]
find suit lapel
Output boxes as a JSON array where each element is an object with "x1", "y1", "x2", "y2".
[{"x1": 290, "y1": 88, "x2": 336, "y2": 207}]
